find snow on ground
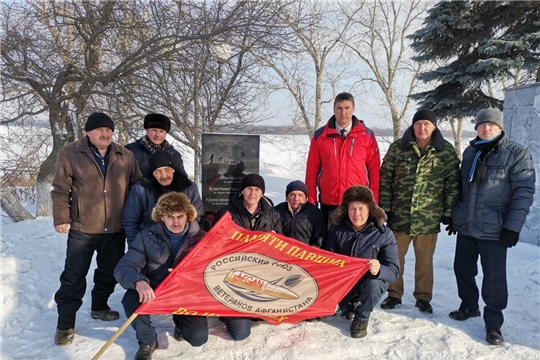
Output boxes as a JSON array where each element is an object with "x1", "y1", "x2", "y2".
[
  {"x1": 1, "y1": 134, "x2": 539, "y2": 359},
  {"x1": 1, "y1": 162, "x2": 539, "y2": 360}
]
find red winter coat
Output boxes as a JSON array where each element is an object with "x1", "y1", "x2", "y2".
[{"x1": 305, "y1": 116, "x2": 380, "y2": 206}]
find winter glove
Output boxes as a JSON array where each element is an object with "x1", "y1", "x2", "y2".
[
  {"x1": 441, "y1": 216, "x2": 457, "y2": 236},
  {"x1": 385, "y1": 212, "x2": 393, "y2": 227},
  {"x1": 499, "y1": 228, "x2": 519, "y2": 248}
]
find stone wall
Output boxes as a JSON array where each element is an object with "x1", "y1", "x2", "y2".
[{"x1": 503, "y1": 83, "x2": 540, "y2": 246}]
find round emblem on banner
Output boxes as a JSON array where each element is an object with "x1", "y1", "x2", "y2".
[{"x1": 204, "y1": 252, "x2": 319, "y2": 315}]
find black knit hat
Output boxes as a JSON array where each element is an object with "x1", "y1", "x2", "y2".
[
  {"x1": 85, "y1": 112, "x2": 115, "y2": 132},
  {"x1": 144, "y1": 113, "x2": 171, "y2": 132},
  {"x1": 149, "y1": 151, "x2": 173, "y2": 173},
  {"x1": 240, "y1": 173, "x2": 265, "y2": 194},
  {"x1": 412, "y1": 109, "x2": 437, "y2": 126},
  {"x1": 286, "y1": 180, "x2": 308, "y2": 197}
]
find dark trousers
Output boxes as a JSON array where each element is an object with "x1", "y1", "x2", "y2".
[
  {"x1": 320, "y1": 204, "x2": 338, "y2": 232},
  {"x1": 54, "y1": 230, "x2": 126, "y2": 316},
  {"x1": 122, "y1": 290, "x2": 208, "y2": 347},
  {"x1": 221, "y1": 317, "x2": 251, "y2": 341},
  {"x1": 454, "y1": 234, "x2": 508, "y2": 329},
  {"x1": 339, "y1": 277, "x2": 387, "y2": 321}
]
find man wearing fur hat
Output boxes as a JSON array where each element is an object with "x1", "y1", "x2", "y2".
[
  {"x1": 212, "y1": 173, "x2": 282, "y2": 340},
  {"x1": 115, "y1": 192, "x2": 208, "y2": 360},
  {"x1": 449, "y1": 108, "x2": 535, "y2": 346},
  {"x1": 123, "y1": 151, "x2": 205, "y2": 247},
  {"x1": 325, "y1": 185, "x2": 399, "y2": 339},
  {"x1": 274, "y1": 180, "x2": 326, "y2": 247},
  {"x1": 126, "y1": 113, "x2": 187, "y2": 177},
  {"x1": 379, "y1": 109, "x2": 460, "y2": 314},
  {"x1": 51, "y1": 112, "x2": 141, "y2": 345}
]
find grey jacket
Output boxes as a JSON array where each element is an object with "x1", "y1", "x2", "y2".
[{"x1": 452, "y1": 134, "x2": 535, "y2": 240}]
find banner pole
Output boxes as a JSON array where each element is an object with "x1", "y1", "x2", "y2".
[{"x1": 91, "y1": 312, "x2": 138, "y2": 360}]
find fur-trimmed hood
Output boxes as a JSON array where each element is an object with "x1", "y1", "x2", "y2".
[{"x1": 331, "y1": 185, "x2": 387, "y2": 227}]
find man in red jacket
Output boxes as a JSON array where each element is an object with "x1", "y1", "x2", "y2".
[{"x1": 305, "y1": 92, "x2": 381, "y2": 228}]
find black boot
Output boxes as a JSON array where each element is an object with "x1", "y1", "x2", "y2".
[
  {"x1": 350, "y1": 319, "x2": 369, "y2": 338},
  {"x1": 380, "y1": 296, "x2": 401, "y2": 309},
  {"x1": 486, "y1": 326, "x2": 503, "y2": 345},
  {"x1": 415, "y1": 299, "x2": 433, "y2": 314},
  {"x1": 173, "y1": 327, "x2": 184, "y2": 341},
  {"x1": 135, "y1": 342, "x2": 158, "y2": 360},
  {"x1": 449, "y1": 308, "x2": 481, "y2": 321}
]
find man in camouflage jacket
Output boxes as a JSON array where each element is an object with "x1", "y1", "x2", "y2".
[{"x1": 379, "y1": 109, "x2": 460, "y2": 314}]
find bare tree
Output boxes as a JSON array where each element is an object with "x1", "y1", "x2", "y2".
[
  {"x1": 1, "y1": 0, "x2": 260, "y2": 219},
  {"x1": 253, "y1": 1, "x2": 365, "y2": 138},
  {"x1": 344, "y1": 0, "x2": 430, "y2": 140},
  {"x1": 111, "y1": 2, "x2": 289, "y2": 183}
]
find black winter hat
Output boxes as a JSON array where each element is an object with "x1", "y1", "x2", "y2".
[
  {"x1": 85, "y1": 112, "x2": 115, "y2": 132},
  {"x1": 475, "y1": 108, "x2": 503, "y2": 130},
  {"x1": 144, "y1": 113, "x2": 171, "y2": 132},
  {"x1": 240, "y1": 173, "x2": 265, "y2": 194},
  {"x1": 149, "y1": 151, "x2": 173, "y2": 173},
  {"x1": 286, "y1": 180, "x2": 308, "y2": 197},
  {"x1": 412, "y1": 109, "x2": 437, "y2": 126}
]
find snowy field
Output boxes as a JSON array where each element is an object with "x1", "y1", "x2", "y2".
[{"x1": 1, "y1": 130, "x2": 539, "y2": 359}]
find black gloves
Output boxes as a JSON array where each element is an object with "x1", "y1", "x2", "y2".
[
  {"x1": 499, "y1": 228, "x2": 519, "y2": 248},
  {"x1": 441, "y1": 216, "x2": 457, "y2": 236}
]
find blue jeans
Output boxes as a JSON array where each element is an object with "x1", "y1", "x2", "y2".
[
  {"x1": 338, "y1": 277, "x2": 387, "y2": 321},
  {"x1": 122, "y1": 289, "x2": 208, "y2": 346}
]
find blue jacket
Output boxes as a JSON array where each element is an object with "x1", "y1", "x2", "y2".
[
  {"x1": 325, "y1": 220, "x2": 399, "y2": 284},
  {"x1": 114, "y1": 221, "x2": 205, "y2": 290},
  {"x1": 123, "y1": 173, "x2": 204, "y2": 247},
  {"x1": 125, "y1": 139, "x2": 186, "y2": 177},
  {"x1": 452, "y1": 134, "x2": 535, "y2": 240}
]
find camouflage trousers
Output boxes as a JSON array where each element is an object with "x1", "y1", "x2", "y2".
[{"x1": 387, "y1": 232, "x2": 438, "y2": 302}]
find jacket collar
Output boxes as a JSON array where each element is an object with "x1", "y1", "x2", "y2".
[
  {"x1": 74, "y1": 136, "x2": 123, "y2": 155},
  {"x1": 400, "y1": 126, "x2": 445, "y2": 152},
  {"x1": 328, "y1": 115, "x2": 360, "y2": 131}
]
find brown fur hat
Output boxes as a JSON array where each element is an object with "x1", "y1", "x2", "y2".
[
  {"x1": 151, "y1": 192, "x2": 197, "y2": 223},
  {"x1": 331, "y1": 185, "x2": 387, "y2": 227}
]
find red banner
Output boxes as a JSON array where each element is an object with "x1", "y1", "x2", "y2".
[{"x1": 136, "y1": 212, "x2": 369, "y2": 324}]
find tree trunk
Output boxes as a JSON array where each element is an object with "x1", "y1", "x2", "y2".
[
  {"x1": 450, "y1": 117, "x2": 463, "y2": 160},
  {"x1": 392, "y1": 111, "x2": 401, "y2": 141},
  {"x1": 36, "y1": 103, "x2": 69, "y2": 217},
  {"x1": 0, "y1": 186, "x2": 34, "y2": 222}
]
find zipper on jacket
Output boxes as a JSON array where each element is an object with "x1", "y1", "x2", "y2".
[
  {"x1": 350, "y1": 138, "x2": 355, "y2": 156},
  {"x1": 333, "y1": 137, "x2": 337, "y2": 156}
]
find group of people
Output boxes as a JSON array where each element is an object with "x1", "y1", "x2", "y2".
[{"x1": 50, "y1": 93, "x2": 535, "y2": 359}]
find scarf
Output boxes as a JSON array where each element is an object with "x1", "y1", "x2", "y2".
[
  {"x1": 467, "y1": 132, "x2": 503, "y2": 184},
  {"x1": 164, "y1": 223, "x2": 189, "y2": 257},
  {"x1": 141, "y1": 135, "x2": 170, "y2": 154}
]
